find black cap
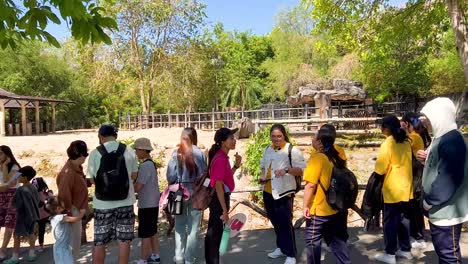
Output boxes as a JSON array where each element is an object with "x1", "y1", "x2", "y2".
[
  {"x1": 214, "y1": 128, "x2": 239, "y2": 144},
  {"x1": 376, "y1": 114, "x2": 401, "y2": 130},
  {"x1": 98, "y1": 124, "x2": 118, "y2": 137},
  {"x1": 19, "y1": 166, "x2": 36, "y2": 180}
]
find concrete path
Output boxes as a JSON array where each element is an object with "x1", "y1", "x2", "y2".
[{"x1": 4, "y1": 227, "x2": 468, "y2": 263}]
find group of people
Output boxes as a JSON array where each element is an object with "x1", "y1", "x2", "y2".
[{"x1": 0, "y1": 96, "x2": 466, "y2": 264}]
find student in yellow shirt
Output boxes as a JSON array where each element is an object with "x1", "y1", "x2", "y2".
[
  {"x1": 303, "y1": 124, "x2": 350, "y2": 264},
  {"x1": 401, "y1": 112, "x2": 429, "y2": 250},
  {"x1": 374, "y1": 115, "x2": 413, "y2": 264},
  {"x1": 310, "y1": 126, "x2": 348, "y2": 253}
]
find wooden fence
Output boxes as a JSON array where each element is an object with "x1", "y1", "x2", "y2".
[{"x1": 119, "y1": 102, "x2": 419, "y2": 131}]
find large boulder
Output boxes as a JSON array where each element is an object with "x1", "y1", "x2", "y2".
[
  {"x1": 234, "y1": 117, "x2": 255, "y2": 139},
  {"x1": 287, "y1": 79, "x2": 367, "y2": 106}
]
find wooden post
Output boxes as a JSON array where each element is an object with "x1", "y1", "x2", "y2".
[
  {"x1": 188, "y1": 112, "x2": 191, "y2": 128},
  {"x1": 176, "y1": 114, "x2": 179, "y2": 127},
  {"x1": 168, "y1": 111, "x2": 171, "y2": 128},
  {"x1": 19, "y1": 101, "x2": 27, "y2": 135},
  {"x1": 34, "y1": 101, "x2": 40, "y2": 135},
  {"x1": 0, "y1": 99, "x2": 5, "y2": 137},
  {"x1": 184, "y1": 111, "x2": 187, "y2": 127},
  {"x1": 305, "y1": 104, "x2": 309, "y2": 119},
  {"x1": 198, "y1": 113, "x2": 201, "y2": 129},
  {"x1": 271, "y1": 107, "x2": 275, "y2": 119},
  {"x1": 212, "y1": 108, "x2": 215, "y2": 131},
  {"x1": 241, "y1": 107, "x2": 244, "y2": 118}
]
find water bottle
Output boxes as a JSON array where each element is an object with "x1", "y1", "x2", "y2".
[
  {"x1": 219, "y1": 225, "x2": 231, "y2": 255},
  {"x1": 173, "y1": 189, "x2": 183, "y2": 215}
]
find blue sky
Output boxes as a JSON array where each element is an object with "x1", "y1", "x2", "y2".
[{"x1": 45, "y1": 0, "x2": 408, "y2": 41}]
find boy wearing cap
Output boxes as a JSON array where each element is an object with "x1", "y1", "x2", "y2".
[
  {"x1": 87, "y1": 124, "x2": 139, "y2": 264},
  {"x1": 134, "y1": 138, "x2": 160, "y2": 264}
]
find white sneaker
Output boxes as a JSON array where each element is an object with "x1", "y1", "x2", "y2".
[
  {"x1": 411, "y1": 239, "x2": 427, "y2": 250},
  {"x1": 375, "y1": 253, "x2": 396, "y2": 264},
  {"x1": 321, "y1": 241, "x2": 332, "y2": 252},
  {"x1": 284, "y1": 257, "x2": 296, "y2": 264},
  {"x1": 268, "y1": 248, "x2": 285, "y2": 259},
  {"x1": 396, "y1": 250, "x2": 413, "y2": 260}
]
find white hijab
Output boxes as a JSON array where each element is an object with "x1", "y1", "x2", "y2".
[{"x1": 421, "y1": 97, "x2": 458, "y2": 139}]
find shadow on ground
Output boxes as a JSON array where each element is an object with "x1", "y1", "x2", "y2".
[{"x1": 5, "y1": 227, "x2": 468, "y2": 263}]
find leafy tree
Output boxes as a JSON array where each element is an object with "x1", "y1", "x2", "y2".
[
  {"x1": 0, "y1": 0, "x2": 117, "y2": 48},
  {"x1": 304, "y1": 0, "x2": 468, "y2": 85},
  {"x1": 108, "y1": 0, "x2": 206, "y2": 114}
]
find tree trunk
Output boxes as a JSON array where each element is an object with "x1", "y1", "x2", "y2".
[
  {"x1": 139, "y1": 81, "x2": 148, "y2": 114},
  {"x1": 446, "y1": 0, "x2": 468, "y2": 83}
]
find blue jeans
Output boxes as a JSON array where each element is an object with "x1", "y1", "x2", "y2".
[{"x1": 174, "y1": 201, "x2": 202, "y2": 264}]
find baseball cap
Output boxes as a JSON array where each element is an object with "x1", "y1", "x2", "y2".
[
  {"x1": 98, "y1": 124, "x2": 118, "y2": 137},
  {"x1": 214, "y1": 128, "x2": 239, "y2": 144},
  {"x1": 134, "y1": 137, "x2": 154, "y2": 151}
]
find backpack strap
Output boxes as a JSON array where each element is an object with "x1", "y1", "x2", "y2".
[
  {"x1": 116, "y1": 143, "x2": 127, "y2": 155},
  {"x1": 97, "y1": 145, "x2": 108, "y2": 156},
  {"x1": 287, "y1": 143, "x2": 293, "y2": 167}
]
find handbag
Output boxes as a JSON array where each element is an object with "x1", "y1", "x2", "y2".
[{"x1": 168, "y1": 183, "x2": 183, "y2": 215}]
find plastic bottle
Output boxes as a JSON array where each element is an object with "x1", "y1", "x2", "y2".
[{"x1": 219, "y1": 225, "x2": 231, "y2": 255}]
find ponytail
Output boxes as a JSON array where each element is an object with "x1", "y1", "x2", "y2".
[
  {"x1": 208, "y1": 143, "x2": 221, "y2": 168},
  {"x1": 392, "y1": 127, "x2": 408, "y2": 143},
  {"x1": 317, "y1": 124, "x2": 346, "y2": 169}
]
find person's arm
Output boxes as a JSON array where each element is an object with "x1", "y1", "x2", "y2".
[
  {"x1": 302, "y1": 155, "x2": 322, "y2": 218},
  {"x1": 134, "y1": 163, "x2": 150, "y2": 193},
  {"x1": 62, "y1": 209, "x2": 86, "y2": 223},
  {"x1": 166, "y1": 153, "x2": 178, "y2": 184},
  {"x1": 57, "y1": 171, "x2": 73, "y2": 211},
  {"x1": 275, "y1": 147, "x2": 306, "y2": 177},
  {"x1": 231, "y1": 152, "x2": 242, "y2": 173},
  {"x1": 87, "y1": 151, "x2": 96, "y2": 185},
  {"x1": 423, "y1": 140, "x2": 465, "y2": 209},
  {"x1": 374, "y1": 141, "x2": 389, "y2": 176},
  {"x1": 215, "y1": 180, "x2": 229, "y2": 223},
  {"x1": 303, "y1": 182, "x2": 317, "y2": 218}
]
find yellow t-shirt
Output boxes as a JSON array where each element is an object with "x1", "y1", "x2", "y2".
[
  {"x1": 408, "y1": 131, "x2": 424, "y2": 157},
  {"x1": 375, "y1": 136, "x2": 413, "y2": 203},
  {"x1": 311, "y1": 144, "x2": 347, "y2": 161},
  {"x1": 303, "y1": 153, "x2": 337, "y2": 216}
]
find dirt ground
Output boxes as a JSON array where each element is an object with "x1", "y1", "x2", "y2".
[{"x1": 0, "y1": 127, "x2": 381, "y2": 249}]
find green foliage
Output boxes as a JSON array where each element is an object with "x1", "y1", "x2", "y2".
[
  {"x1": 0, "y1": 0, "x2": 117, "y2": 49},
  {"x1": 245, "y1": 125, "x2": 273, "y2": 186}
]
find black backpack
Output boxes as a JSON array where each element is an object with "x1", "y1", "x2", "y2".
[
  {"x1": 319, "y1": 166, "x2": 358, "y2": 211},
  {"x1": 94, "y1": 143, "x2": 129, "y2": 201}
]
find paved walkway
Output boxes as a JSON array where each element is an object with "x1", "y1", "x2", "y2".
[{"x1": 4, "y1": 227, "x2": 468, "y2": 263}]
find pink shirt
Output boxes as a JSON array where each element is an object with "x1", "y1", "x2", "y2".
[{"x1": 209, "y1": 150, "x2": 235, "y2": 192}]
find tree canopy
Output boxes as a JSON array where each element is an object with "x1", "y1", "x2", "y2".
[{"x1": 0, "y1": 0, "x2": 465, "y2": 128}]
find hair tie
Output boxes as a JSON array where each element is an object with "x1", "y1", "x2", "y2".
[{"x1": 324, "y1": 145, "x2": 332, "y2": 153}]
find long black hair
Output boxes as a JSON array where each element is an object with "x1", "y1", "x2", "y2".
[
  {"x1": 270, "y1": 124, "x2": 290, "y2": 143},
  {"x1": 414, "y1": 121, "x2": 431, "y2": 148},
  {"x1": 317, "y1": 124, "x2": 346, "y2": 169},
  {"x1": 381, "y1": 115, "x2": 408, "y2": 143},
  {"x1": 0, "y1": 145, "x2": 20, "y2": 173}
]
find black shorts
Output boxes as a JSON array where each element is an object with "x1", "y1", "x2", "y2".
[{"x1": 138, "y1": 207, "x2": 159, "y2": 238}]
